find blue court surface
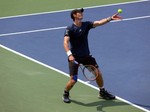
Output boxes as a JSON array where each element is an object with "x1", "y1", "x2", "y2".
[{"x1": 0, "y1": 0, "x2": 150, "y2": 111}]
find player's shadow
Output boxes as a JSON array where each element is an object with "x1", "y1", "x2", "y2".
[{"x1": 71, "y1": 99, "x2": 128, "y2": 112}]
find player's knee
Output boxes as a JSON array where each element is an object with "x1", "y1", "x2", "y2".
[{"x1": 72, "y1": 75, "x2": 78, "y2": 82}]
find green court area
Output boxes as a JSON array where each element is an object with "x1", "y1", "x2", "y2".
[
  {"x1": 0, "y1": 0, "x2": 136, "y2": 17},
  {"x1": 0, "y1": 46, "x2": 145, "y2": 112}
]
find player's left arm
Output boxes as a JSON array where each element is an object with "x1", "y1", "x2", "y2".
[{"x1": 93, "y1": 14, "x2": 122, "y2": 27}]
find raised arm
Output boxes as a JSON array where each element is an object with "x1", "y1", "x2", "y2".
[{"x1": 93, "y1": 14, "x2": 122, "y2": 27}]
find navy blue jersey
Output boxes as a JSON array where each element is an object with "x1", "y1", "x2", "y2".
[{"x1": 64, "y1": 21, "x2": 94, "y2": 57}]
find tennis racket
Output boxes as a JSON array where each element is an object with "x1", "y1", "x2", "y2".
[{"x1": 74, "y1": 61, "x2": 98, "y2": 81}]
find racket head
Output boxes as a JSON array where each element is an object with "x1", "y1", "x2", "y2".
[{"x1": 82, "y1": 65, "x2": 98, "y2": 81}]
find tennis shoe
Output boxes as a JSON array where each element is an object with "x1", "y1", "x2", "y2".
[
  {"x1": 98, "y1": 88, "x2": 115, "y2": 100},
  {"x1": 62, "y1": 92, "x2": 71, "y2": 103}
]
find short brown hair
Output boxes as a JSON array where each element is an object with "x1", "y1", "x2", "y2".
[{"x1": 70, "y1": 8, "x2": 84, "y2": 21}]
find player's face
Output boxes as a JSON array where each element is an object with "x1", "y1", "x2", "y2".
[{"x1": 74, "y1": 12, "x2": 83, "y2": 20}]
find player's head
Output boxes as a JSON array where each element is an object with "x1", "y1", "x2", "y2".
[{"x1": 70, "y1": 8, "x2": 84, "y2": 21}]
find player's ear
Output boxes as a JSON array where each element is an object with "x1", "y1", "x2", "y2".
[{"x1": 73, "y1": 13, "x2": 76, "y2": 18}]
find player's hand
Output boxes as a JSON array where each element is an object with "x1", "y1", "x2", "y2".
[
  {"x1": 68, "y1": 55, "x2": 75, "y2": 62},
  {"x1": 111, "y1": 14, "x2": 122, "y2": 20}
]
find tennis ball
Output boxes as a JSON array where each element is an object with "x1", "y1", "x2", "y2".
[{"x1": 118, "y1": 9, "x2": 122, "y2": 13}]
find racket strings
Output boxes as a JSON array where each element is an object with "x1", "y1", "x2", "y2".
[
  {"x1": 86, "y1": 66, "x2": 97, "y2": 75},
  {"x1": 83, "y1": 65, "x2": 98, "y2": 80}
]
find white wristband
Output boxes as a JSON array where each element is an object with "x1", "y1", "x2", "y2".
[{"x1": 67, "y1": 50, "x2": 72, "y2": 57}]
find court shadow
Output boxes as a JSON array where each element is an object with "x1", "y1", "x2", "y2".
[{"x1": 71, "y1": 99, "x2": 128, "y2": 112}]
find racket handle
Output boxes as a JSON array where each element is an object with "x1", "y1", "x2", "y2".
[{"x1": 74, "y1": 60, "x2": 79, "y2": 64}]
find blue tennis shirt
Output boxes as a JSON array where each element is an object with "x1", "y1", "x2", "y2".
[{"x1": 64, "y1": 21, "x2": 94, "y2": 57}]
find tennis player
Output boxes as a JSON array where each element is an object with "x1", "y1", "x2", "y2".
[{"x1": 63, "y1": 8, "x2": 122, "y2": 103}]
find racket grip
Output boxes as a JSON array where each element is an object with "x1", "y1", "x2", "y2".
[{"x1": 74, "y1": 60, "x2": 79, "y2": 64}]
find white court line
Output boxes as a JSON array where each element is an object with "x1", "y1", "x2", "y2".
[
  {"x1": 0, "y1": 44, "x2": 149, "y2": 112},
  {"x1": 0, "y1": 15, "x2": 150, "y2": 37},
  {"x1": 0, "y1": 26, "x2": 67, "y2": 37},
  {"x1": 112, "y1": 15, "x2": 150, "y2": 22},
  {"x1": 0, "y1": 0, "x2": 149, "y2": 20}
]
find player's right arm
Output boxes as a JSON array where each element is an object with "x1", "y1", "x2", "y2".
[{"x1": 63, "y1": 36, "x2": 75, "y2": 62}]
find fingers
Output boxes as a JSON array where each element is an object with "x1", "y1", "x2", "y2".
[
  {"x1": 68, "y1": 55, "x2": 75, "y2": 62},
  {"x1": 112, "y1": 14, "x2": 122, "y2": 20}
]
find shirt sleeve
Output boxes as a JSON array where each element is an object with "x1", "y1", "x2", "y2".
[
  {"x1": 64, "y1": 26, "x2": 71, "y2": 37},
  {"x1": 86, "y1": 21, "x2": 94, "y2": 29}
]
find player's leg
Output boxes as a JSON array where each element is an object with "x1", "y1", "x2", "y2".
[
  {"x1": 95, "y1": 68, "x2": 104, "y2": 88},
  {"x1": 63, "y1": 61, "x2": 78, "y2": 103},
  {"x1": 83, "y1": 56, "x2": 104, "y2": 87},
  {"x1": 84, "y1": 56, "x2": 115, "y2": 100},
  {"x1": 65, "y1": 75, "x2": 77, "y2": 91},
  {"x1": 97, "y1": 68, "x2": 115, "y2": 100}
]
